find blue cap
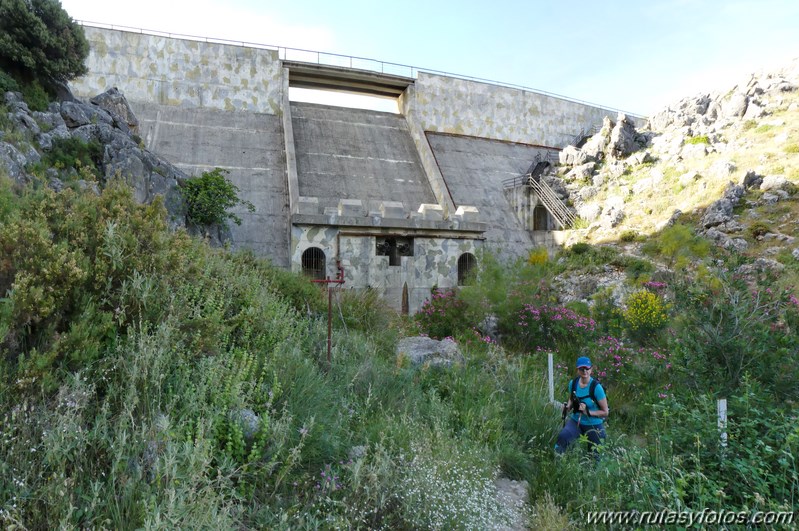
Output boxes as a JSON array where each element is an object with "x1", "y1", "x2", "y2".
[{"x1": 576, "y1": 356, "x2": 592, "y2": 368}]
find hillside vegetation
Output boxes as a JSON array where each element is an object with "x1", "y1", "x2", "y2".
[
  {"x1": 2, "y1": 91, "x2": 799, "y2": 528},
  {"x1": 1, "y1": 4, "x2": 799, "y2": 528}
]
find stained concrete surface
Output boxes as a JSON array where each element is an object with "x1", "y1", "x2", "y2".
[
  {"x1": 134, "y1": 103, "x2": 290, "y2": 266},
  {"x1": 291, "y1": 102, "x2": 435, "y2": 215},
  {"x1": 428, "y1": 133, "x2": 551, "y2": 259}
]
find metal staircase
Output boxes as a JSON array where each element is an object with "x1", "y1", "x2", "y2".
[
  {"x1": 502, "y1": 152, "x2": 577, "y2": 229},
  {"x1": 526, "y1": 174, "x2": 576, "y2": 229}
]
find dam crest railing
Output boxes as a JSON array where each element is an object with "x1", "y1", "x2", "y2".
[{"x1": 77, "y1": 20, "x2": 644, "y2": 119}]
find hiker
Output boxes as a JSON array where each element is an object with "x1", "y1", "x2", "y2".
[{"x1": 555, "y1": 356, "x2": 609, "y2": 456}]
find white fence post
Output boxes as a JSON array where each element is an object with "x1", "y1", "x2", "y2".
[
  {"x1": 548, "y1": 352, "x2": 555, "y2": 404},
  {"x1": 717, "y1": 398, "x2": 728, "y2": 447}
]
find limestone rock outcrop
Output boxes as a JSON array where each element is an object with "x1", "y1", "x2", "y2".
[{"x1": 1, "y1": 88, "x2": 187, "y2": 228}]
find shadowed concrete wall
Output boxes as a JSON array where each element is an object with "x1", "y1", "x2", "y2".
[
  {"x1": 134, "y1": 104, "x2": 290, "y2": 265},
  {"x1": 291, "y1": 102, "x2": 435, "y2": 216},
  {"x1": 427, "y1": 133, "x2": 552, "y2": 260},
  {"x1": 70, "y1": 27, "x2": 290, "y2": 266}
]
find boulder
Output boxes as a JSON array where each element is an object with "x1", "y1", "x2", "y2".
[
  {"x1": 396, "y1": 336, "x2": 464, "y2": 367},
  {"x1": 0, "y1": 141, "x2": 32, "y2": 185},
  {"x1": 580, "y1": 116, "x2": 612, "y2": 160},
  {"x1": 578, "y1": 186, "x2": 597, "y2": 201},
  {"x1": 229, "y1": 409, "x2": 261, "y2": 443},
  {"x1": 559, "y1": 145, "x2": 589, "y2": 166},
  {"x1": 566, "y1": 162, "x2": 595, "y2": 181},
  {"x1": 91, "y1": 87, "x2": 140, "y2": 133},
  {"x1": 722, "y1": 92, "x2": 749, "y2": 119},
  {"x1": 736, "y1": 258, "x2": 785, "y2": 276},
  {"x1": 760, "y1": 174, "x2": 792, "y2": 192},
  {"x1": 742, "y1": 170, "x2": 763, "y2": 189},
  {"x1": 678, "y1": 171, "x2": 702, "y2": 188},
  {"x1": 542, "y1": 175, "x2": 570, "y2": 199},
  {"x1": 603, "y1": 205, "x2": 625, "y2": 228},
  {"x1": 608, "y1": 113, "x2": 638, "y2": 159},
  {"x1": 701, "y1": 198, "x2": 734, "y2": 229},
  {"x1": 723, "y1": 182, "x2": 745, "y2": 202},
  {"x1": 60, "y1": 101, "x2": 114, "y2": 128},
  {"x1": 628, "y1": 150, "x2": 653, "y2": 166},
  {"x1": 666, "y1": 209, "x2": 683, "y2": 227},
  {"x1": 724, "y1": 237, "x2": 749, "y2": 253}
]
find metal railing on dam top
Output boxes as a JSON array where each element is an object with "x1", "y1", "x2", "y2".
[{"x1": 77, "y1": 20, "x2": 645, "y2": 119}]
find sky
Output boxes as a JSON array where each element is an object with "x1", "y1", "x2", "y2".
[{"x1": 59, "y1": 0, "x2": 799, "y2": 117}]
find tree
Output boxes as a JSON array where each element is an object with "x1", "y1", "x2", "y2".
[
  {"x1": 182, "y1": 168, "x2": 255, "y2": 227},
  {"x1": 0, "y1": 0, "x2": 88, "y2": 87}
]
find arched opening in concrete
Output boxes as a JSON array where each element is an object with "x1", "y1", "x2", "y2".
[
  {"x1": 533, "y1": 205, "x2": 550, "y2": 231},
  {"x1": 301, "y1": 247, "x2": 326, "y2": 280},
  {"x1": 457, "y1": 252, "x2": 477, "y2": 286}
]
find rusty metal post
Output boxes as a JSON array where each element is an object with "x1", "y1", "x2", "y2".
[
  {"x1": 312, "y1": 260, "x2": 344, "y2": 366},
  {"x1": 327, "y1": 280, "x2": 332, "y2": 364}
]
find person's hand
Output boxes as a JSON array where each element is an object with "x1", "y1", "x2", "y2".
[{"x1": 578, "y1": 402, "x2": 587, "y2": 414}]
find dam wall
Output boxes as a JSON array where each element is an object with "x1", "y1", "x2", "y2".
[
  {"x1": 71, "y1": 26, "x2": 284, "y2": 113},
  {"x1": 402, "y1": 72, "x2": 624, "y2": 148},
  {"x1": 68, "y1": 25, "x2": 637, "y2": 310}
]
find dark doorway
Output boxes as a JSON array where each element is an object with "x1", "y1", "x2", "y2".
[
  {"x1": 457, "y1": 253, "x2": 476, "y2": 286},
  {"x1": 301, "y1": 247, "x2": 326, "y2": 280},
  {"x1": 533, "y1": 205, "x2": 549, "y2": 231}
]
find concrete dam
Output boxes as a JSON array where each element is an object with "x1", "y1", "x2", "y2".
[{"x1": 70, "y1": 25, "x2": 632, "y2": 313}]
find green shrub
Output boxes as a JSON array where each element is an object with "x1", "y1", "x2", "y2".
[
  {"x1": 684, "y1": 135, "x2": 710, "y2": 145},
  {"x1": 42, "y1": 136, "x2": 103, "y2": 172},
  {"x1": 619, "y1": 230, "x2": 638, "y2": 242},
  {"x1": 559, "y1": 243, "x2": 619, "y2": 274},
  {"x1": 20, "y1": 78, "x2": 51, "y2": 111},
  {"x1": 0, "y1": 69, "x2": 20, "y2": 93},
  {"x1": 642, "y1": 223, "x2": 709, "y2": 269},
  {"x1": 669, "y1": 274, "x2": 799, "y2": 399},
  {"x1": 571, "y1": 217, "x2": 589, "y2": 229},
  {"x1": 748, "y1": 221, "x2": 771, "y2": 239},
  {"x1": 742, "y1": 119, "x2": 758, "y2": 131},
  {"x1": 783, "y1": 143, "x2": 799, "y2": 154},
  {"x1": 621, "y1": 256, "x2": 655, "y2": 281},
  {"x1": 590, "y1": 287, "x2": 624, "y2": 337},
  {"x1": 568, "y1": 242, "x2": 591, "y2": 255},
  {"x1": 642, "y1": 384, "x2": 799, "y2": 511},
  {"x1": 182, "y1": 168, "x2": 254, "y2": 226}
]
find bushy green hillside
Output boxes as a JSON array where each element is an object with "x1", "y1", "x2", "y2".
[
  {"x1": 1, "y1": 9, "x2": 798, "y2": 522},
  {"x1": 1, "y1": 165, "x2": 798, "y2": 528}
]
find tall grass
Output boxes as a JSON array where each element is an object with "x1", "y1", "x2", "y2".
[{"x1": 2, "y1": 178, "x2": 799, "y2": 527}]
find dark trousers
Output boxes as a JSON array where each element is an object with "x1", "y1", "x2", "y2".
[{"x1": 555, "y1": 418, "x2": 606, "y2": 455}]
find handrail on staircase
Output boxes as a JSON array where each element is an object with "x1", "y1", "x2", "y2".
[{"x1": 526, "y1": 175, "x2": 576, "y2": 229}]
